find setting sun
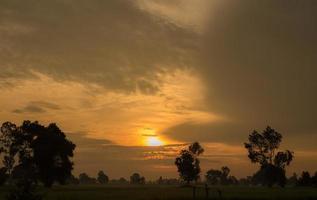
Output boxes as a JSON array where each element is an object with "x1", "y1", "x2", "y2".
[{"x1": 147, "y1": 136, "x2": 164, "y2": 146}]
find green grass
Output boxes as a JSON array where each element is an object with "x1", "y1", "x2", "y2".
[{"x1": 0, "y1": 185, "x2": 317, "y2": 200}]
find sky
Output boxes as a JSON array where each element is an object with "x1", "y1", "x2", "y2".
[{"x1": 0, "y1": 0, "x2": 317, "y2": 180}]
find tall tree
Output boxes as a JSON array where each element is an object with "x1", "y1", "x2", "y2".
[
  {"x1": 244, "y1": 126, "x2": 293, "y2": 187},
  {"x1": 0, "y1": 121, "x2": 76, "y2": 199},
  {"x1": 175, "y1": 142, "x2": 204, "y2": 184}
]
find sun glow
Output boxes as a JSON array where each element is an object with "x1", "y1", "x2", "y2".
[{"x1": 147, "y1": 136, "x2": 164, "y2": 146}]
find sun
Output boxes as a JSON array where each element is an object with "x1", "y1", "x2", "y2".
[{"x1": 147, "y1": 136, "x2": 164, "y2": 146}]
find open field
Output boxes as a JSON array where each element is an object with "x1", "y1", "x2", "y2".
[{"x1": 1, "y1": 185, "x2": 317, "y2": 200}]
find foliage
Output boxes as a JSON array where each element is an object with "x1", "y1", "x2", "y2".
[
  {"x1": 244, "y1": 126, "x2": 293, "y2": 187},
  {"x1": 205, "y1": 166, "x2": 237, "y2": 185},
  {"x1": 287, "y1": 173, "x2": 298, "y2": 186},
  {"x1": 79, "y1": 173, "x2": 97, "y2": 184},
  {"x1": 67, "y1": 174, "x2": 80, "y2": 185},
  {"x1": 297, "y1": 171, "x2": 312, "y2": 186},
  {"x1": 130, "y1": 173, "x2": 145, "y2": 184},
  {"x1": 97, "y1": 171, "x2": 109, "y2": 184},
  {"x1": 175, "y1": 142, "x2": 204, "y2": 184},
  {"x1": 0, "y1": 121, "x2": 76, "y2": 187},
  {"x1": 252, "y1": 164, "x2": 286, "y2": 187},
  {"x1": 6, "y1": 164, "x2": 42, "y2": 200},
  {"x1": 0, "y1": 168, "x2": 8, "y2": 186},
  {"x1": 0, "y1": 120, "x2": 76, "y2": 200}
]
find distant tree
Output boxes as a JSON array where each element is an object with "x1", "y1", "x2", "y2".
[
  {"x1": 79, "y1": 173, "x2": 96, "y2": 184},
  {"x1": 156, "y1": 176, "x2": 180, "y2": 185},
  {"x1": 205, "y1": 169, "x2": 222, "y2": 185},
  {"x1": 227, "y1": 176, "x2": 239, "y2": 185},
  {"x1": 220, "y1": 166, "x2": 230, "y2": 184},
  {"x1": 0, "y1": 121, "x2": 76, "y2": 200},
  {"x1": 175, "y1": 142, "x2": 204, "y2": 184},
  {"x1": 287, "y1": 173, "x2": 298, "y2": 186},
  {"x1": 130, "y1": 173, "x2": 145, "y2": 184},
  {"x1": 157, "y1": 176, "x2": 163, "y2": 184},
  {"x1": 67, "y1": 174, "x2": 79, "y2": 185},
  {"x1": 244, "y1": 126, "x2": 293, "y2": 187},
  {"x1": 205, "y1": 166, "x2": 233, "y2": 185},
  {"x1": 110, "y1": 177, "x2": 128, "y2": 184},
  {"x1": 297, "y1": 171, "x2": 312, "y2": 186},
  {"x1": 238, "y1": 178, "x2": 248, "y2": 186},
  {"x1": 118, "y1": 177, "x2": 128, "y2": 184},
  {"x1": 239, "y1": 176, "x2": 253, "y2": 185},
  {"x1": 97, "y1": 171, "x2": 109, "y2": 184},
  {"x1": 312, "y1": 172, "x2": 317, "y2": 186}
]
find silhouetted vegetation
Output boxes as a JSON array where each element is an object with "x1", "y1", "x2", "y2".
[
  {"x1": 205, "y1": 166, "x2": 238, "y2": 185},
  {"x1": 296, "y1": 171, "x2": 317, "y2": 187},
  {"x1": 1, "y1": 121, "x2": 317, "y2": 200},
  {"x1": 156, "y1": 176, "x2": 180, "y2": 185},
  {"x1": 175, "y1": 142, "x2": 204, "y2": 185},
  {"x1": 0, "y1": 168, "x2": 7, "y2": 186},
  {"x1": 130, "y1": 173, "x2": 145, "y2": 184},
  {"x1": 79, "y1": 173, "x2": 97, "y2": 184},
  {"x1": 97, "y1": 170, "x2": 109, "y2": 184},
  {"x1": 67, "y1": 174, "x2": 80, "y2": 185},
  {"x1": 245, "y1": 126, "x2": 293, "y2": 187},
  {"x1": 109, "y1": 177, "x2": 128, "y2": 184},
  {"x1": 0, "y1": 121, "x2": 75, "y2": 200}
]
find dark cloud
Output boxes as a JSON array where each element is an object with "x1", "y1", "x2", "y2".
[
  {"x1": 0, "y1": 0, "x2": 199, "y2": 94},
  {"x1": 12, "y1": 101, "x2": 60, "y2": 114},
  {"x1": 13, "y1": 105, "x2": 45, "y2": 114},
  {"x1": 202, "y1": 0, "x2": 317, "y2": 129},
  {"x1": 163, "y1": 121, "x2": 247, "y2": 145},
  {"x1": 162, "y1": 0, "x2": 317, "y2": 148}
]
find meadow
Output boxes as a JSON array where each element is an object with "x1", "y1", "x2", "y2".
[{"x1": 1, "y1": 185, "x2": 317, "y2": 200}]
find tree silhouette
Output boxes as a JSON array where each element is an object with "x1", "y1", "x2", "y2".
[
  {"x1": 244, "y1": 126, "x2": 293, "y2": 187},
  {"x1": 287, "y1": 173, "x2": 298, "y2": 186},
  {"x1": 205, "y1": 166, "x2": 232, "y2": 185},
  {"x1": 79, "y1": 173, "x2": 96, "y2": 184},
  {"x1": 0, "y1": 122, "x2": 19, "y2": 176},
  {"x1": 312, "y1": 172, "x2": 317, "y2": 186},
  {"x1": 67, "y1": 174, "x2": 80, "y2": 185},
  {"x1": 97, "y1": 170, "x2": 109, "y2": 184},
  {"x1": 297, "y1": 171, "x2": 312, "y2": 186},
  {"x1": 130, "y1": 173, "x2": 145, "y2": 184},
  {"x1": 0, "y1": 121, "x2": 76, "y2": 199},
  {"x1": 205, "y1": 169, "x2": 222, "y2": 185},
  {"x1": 175, "y1": 142, "x2": 204, "y2": 184}
]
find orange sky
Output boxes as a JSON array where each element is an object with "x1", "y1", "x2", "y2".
[{"x1": 1, "y1": 0, "x2": 317, "y2": 180}]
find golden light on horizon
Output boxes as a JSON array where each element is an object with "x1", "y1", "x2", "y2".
[{"x1": 147, "y1": 136, "x2": 164, "y2": 146}]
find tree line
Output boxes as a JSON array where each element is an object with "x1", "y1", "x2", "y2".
[
  {"x1": 0, "y1": 121, "x2": 317, "y2": 200},
  {"x1": 66, "y1": 172, "x2": 145, "y2": 185},
  {"x1": 174, "y1": 126, "x2": 317, "y2": 187}
]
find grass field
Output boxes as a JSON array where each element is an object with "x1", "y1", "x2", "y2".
[{"x1": 0, "y1": 185, "x2": 317, "y2": 200}]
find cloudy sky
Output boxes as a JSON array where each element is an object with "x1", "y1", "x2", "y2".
[{"x1": 1, "y1": 0, "x2": 317, "y2": 180}]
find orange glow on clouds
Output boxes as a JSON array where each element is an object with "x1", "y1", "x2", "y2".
[{"x1": 0, "y1": 69, "x2": 222, "y2": 147}]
